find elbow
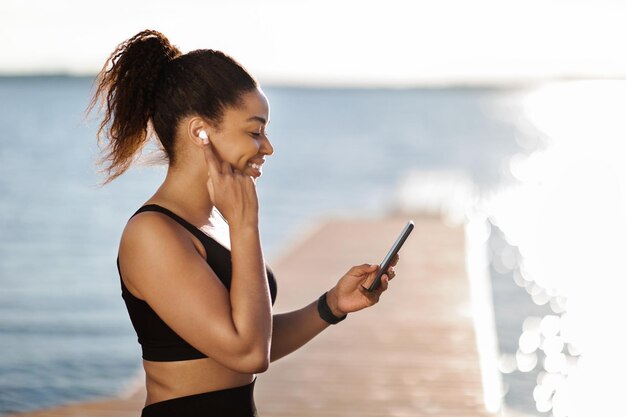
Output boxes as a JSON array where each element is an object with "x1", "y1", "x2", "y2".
[
  {"x1": 232, "y1": 345, "x2": 270, "y2": 374},
  {"x1": 227, "y1": 342, "x2": 271, "y2": 374},
  {"x1": 243, "y1": 348, "x2": 270, "y2": 373},
  {"x1": 250, "y1": 355, "x2": 270, "y2": 373},
  {"x1": 207, "y1": 331, "x2": 272, "y2": 374}
]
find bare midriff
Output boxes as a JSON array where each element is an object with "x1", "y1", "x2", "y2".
[{"x1": 143, "y1": 358, "x2": 254, "y2": 406}]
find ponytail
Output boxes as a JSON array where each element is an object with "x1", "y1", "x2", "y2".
[
  {"x1": 87, "y1": 30, "x2": 181, "y2": 185},
  {"x1": 88, "y1": 29, "x2": 257, "y2": 186}
]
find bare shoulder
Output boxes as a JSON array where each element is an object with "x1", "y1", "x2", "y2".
[
  {"x1": 118, "y1": 211, "x2": 205, "y2": 298},
  {"x1": 121, "y1": 210, "x2": 191, "y2": 246}
]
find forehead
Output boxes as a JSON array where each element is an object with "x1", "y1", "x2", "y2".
[{"x1": 229, "y1": 88, "x2": 270, "y2": 123}]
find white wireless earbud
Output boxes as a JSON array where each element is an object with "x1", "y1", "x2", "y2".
[{"x1": 198, "y1": 130, "x2": 209, "y2": 144}]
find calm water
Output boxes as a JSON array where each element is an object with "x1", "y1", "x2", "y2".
[{"x1": 0, "y1": 76, "x2": 546, "y2": 415}]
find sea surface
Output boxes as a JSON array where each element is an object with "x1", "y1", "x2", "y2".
[{"x1": 0, "y1": 76, "x2": 565, "y2": 416}]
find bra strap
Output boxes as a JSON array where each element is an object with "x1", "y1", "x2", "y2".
[{"x1": 131, "y1": 204, "x2": 212, "y2": 245}]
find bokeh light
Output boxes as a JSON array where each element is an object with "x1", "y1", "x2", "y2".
[{"x1": 486, "y1": 80, "x2": 626, "y2": 416}]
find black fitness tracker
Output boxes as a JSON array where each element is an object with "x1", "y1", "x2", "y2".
[{"x1": 317, "y1": 292, "x2": 347, "y2": 324}]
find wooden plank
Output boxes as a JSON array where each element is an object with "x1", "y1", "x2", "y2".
[{"x1": 255, "y1": 215, "x2": 494, "y2": 417}]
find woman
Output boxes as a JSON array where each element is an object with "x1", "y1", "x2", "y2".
[{"x1": 88, "y1": 29, "x2": 398, "y2": 417}]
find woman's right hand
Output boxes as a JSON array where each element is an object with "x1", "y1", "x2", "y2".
[{"x1": 202, "y1": 140, "x2": 259, "y2": 228}]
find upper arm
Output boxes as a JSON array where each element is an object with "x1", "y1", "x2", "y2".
[{"x1": 118, "y1": 213, "x2": 253, "y2": 368}]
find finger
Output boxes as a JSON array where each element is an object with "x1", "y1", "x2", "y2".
[
  {"x1": 221, "y1": 161, "x2": 233, "y2": 174},
  {"x1": 391, "y1": 254, "x2": 400, "y2": 267},
  {"x1": 386, "y1": 266, "x2": 396, "y2": 280},
  {"x1": 202, "y1": 141, "x2": 222, "y2": 176},
  {"x1": 349, "y1": 263, "x2": 377, "y2": 276},
  {"x1": 361, "y1": 273, "x2": 374, "y2": 289},
  {"x1": 360, "y1": 269, "x2": 381, "y2": 290},
  {"x1": 366, "y1": 275, "x2": 388, "y2": 298},
  {"x1": 362, "y1": 283, "x2": 382, "y2": 305},
  {"x1": 379, "y1": 274, "x2": 390, "y2": 291},
  {"x1": 245, "y1": 174, "x2": 257, "y2": 187}
]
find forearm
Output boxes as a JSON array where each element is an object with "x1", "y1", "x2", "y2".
[
  {"x1": 270, "y1": 299, "x2": 331, "y2": 362},
  {"x1": 269, "y1": 261, "x2": 394, "y2": 363},
  {"x1": 229, "y1": 224, "x2": 273, "y2": 357}
]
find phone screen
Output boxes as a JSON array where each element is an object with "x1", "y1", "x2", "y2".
[{"x1": 365, "y1": 220, "x2": 414, "y2": 292}]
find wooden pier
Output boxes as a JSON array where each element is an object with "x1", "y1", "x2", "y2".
[{"x1": 9, "y1": 214, "x2": 505, "y2": 416}]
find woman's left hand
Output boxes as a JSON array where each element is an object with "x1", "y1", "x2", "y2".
[{"x1": 326, "y1": 254, "x2": 399, "y2": 317}]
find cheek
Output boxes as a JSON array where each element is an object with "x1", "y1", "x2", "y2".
[
  {"x1": 214, "y1": 135, "x2": 258, "y2": 166},
  {"x1": 233, "y1": 140, "x2": 261, "y2": 169},
  {"x1": 243, "y1": 138, "x2": 260, "y2": 155},
  {"x1": 241, "y1": 141, "x2": 260, "y2": 162}
]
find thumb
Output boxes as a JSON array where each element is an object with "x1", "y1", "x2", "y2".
[
  {"x1": 358, "y1": 264, "x2": 379, "y2": 277},
  {"x1": 360, "y1": 265, "x2": 380, "y2": 288}
]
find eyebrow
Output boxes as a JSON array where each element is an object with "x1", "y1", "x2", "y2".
[{"x1": 246, "y1": 116, "x2": 269, "y2": 124}]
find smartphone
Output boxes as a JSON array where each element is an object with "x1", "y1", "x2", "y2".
[{"x1": 365, "y1": 220, "x2": 414, "y2": 292}]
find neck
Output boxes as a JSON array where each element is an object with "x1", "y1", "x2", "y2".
[{"x1": 149, "y1": 164, "x2": 214, "y2": 226}]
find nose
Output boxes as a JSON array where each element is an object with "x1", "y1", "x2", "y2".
[{"x1": 261, "y1": 134, "x2": 274, "y2": 156}]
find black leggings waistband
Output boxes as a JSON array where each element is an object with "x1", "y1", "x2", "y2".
[{"x1": 141, "y1": 378, "x2": 257, "y2": 417}]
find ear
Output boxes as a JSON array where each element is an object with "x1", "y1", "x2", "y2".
[{"x1": 186, "y1": 116, "x2": 212, "y2": 146}]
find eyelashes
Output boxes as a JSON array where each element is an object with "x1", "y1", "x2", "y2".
[{"x1": 250, "y1": 132, "x2": 269, "y2": 139}]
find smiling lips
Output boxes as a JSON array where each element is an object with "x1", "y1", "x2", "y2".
[{"x1": 247, "y1": 161, "x2": 264, "y2": 177}]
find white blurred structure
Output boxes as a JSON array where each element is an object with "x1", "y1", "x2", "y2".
[
  {"x1": 393, "y1": 169, "x2": 477, "y2": 225},
  {"x1": 394, "y1": 169, "x2": 504, "y2": 413}
]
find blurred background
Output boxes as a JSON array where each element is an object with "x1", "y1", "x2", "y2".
[{"x1": 1, "y1": 1, "x2": 625, "y2": 416}]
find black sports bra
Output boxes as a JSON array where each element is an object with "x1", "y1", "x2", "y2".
[{"x1": 117, "y1": 204, "x2": 277, "y2": 362}]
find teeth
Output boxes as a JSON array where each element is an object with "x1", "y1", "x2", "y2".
[{"x1": 247, "y1": 163, "x2": 261, "y2": 170}]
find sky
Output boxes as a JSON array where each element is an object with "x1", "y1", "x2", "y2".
[{"x1": 2, "y1": 0, "x2": 626, "y2": 86}]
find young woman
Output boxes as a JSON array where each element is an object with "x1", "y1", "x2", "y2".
[{"x1": 88, "y1": 29, "x2": 398, "y2": 417}]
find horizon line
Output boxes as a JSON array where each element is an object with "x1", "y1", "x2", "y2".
[{"x1": 1, "y1": 72, "x2": 625, "y2": 90}]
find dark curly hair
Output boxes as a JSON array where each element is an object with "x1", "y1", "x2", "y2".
[{"x1": 86, "y1": 29, "x2": 258, "y2": 185}]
